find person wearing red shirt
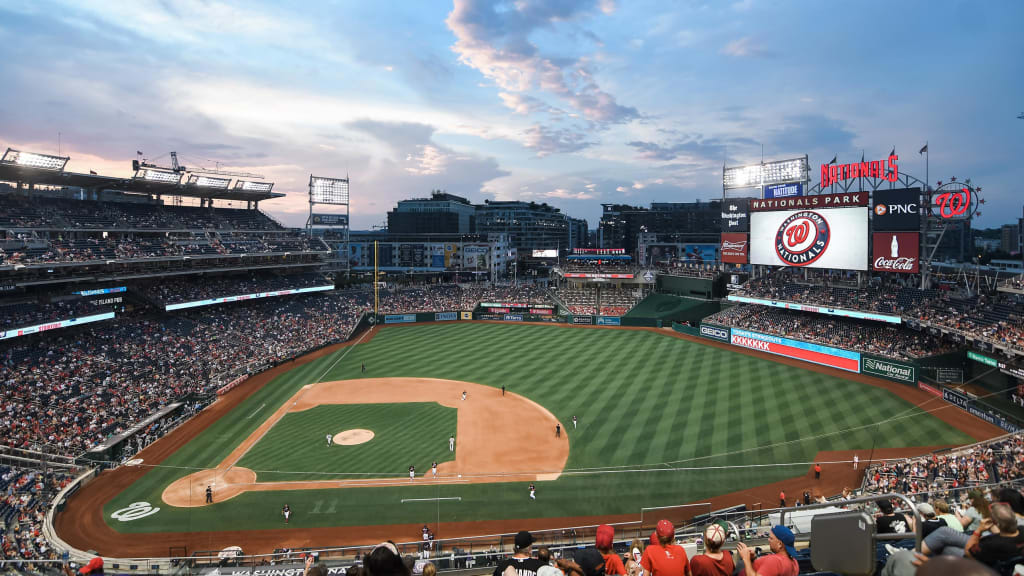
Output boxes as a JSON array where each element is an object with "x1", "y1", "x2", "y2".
[
  {"x1": 689, "y1": 524, "x2": 734, "y2": 576},
  {"x1": 779, "y1": 490, "x2": 786, "y2": 508},
  {"x1": 735, "y1": 525, "x2": 798, "y2": 576},
  {"x1": 814, "y1": 463, "x2": 821, "y2": 480},
  {"x1": 641, "y1": 520, "x2": 690, "y2": 576},
  {"x1": 595, "y1": 524, "x2": 626, "y2": 575}
]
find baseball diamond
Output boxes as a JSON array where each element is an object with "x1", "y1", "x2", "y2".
[{"x1": 54, "y1": 322, "x2": 1002, "y2": 557}]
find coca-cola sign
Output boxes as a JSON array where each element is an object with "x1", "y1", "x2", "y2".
[{"x1": 872, "y1": 232, "x2": 919, "y2": 273}]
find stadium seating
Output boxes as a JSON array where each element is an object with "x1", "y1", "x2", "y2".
[{"x1": 0, "y1": 465, "x2": 76, "y2": 566}]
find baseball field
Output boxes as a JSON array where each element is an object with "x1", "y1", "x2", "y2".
[{"x1": 57, "y1": 322, "x2": 1004, "y2": 556}]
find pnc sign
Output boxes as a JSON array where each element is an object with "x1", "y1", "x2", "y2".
[{"x1": 821, "y1": 154, "x2": 899, "y2": 187}]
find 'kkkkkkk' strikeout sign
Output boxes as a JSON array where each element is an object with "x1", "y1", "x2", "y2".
[{"x1": 775, "y1": 211, "x2": 831, "y2": 266}]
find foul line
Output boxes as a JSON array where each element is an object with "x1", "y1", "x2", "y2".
[
  {"x1": 401, "y1": 497, "x2": 462, "y2": 503},
  {"x1": 227, "y1": 327, "x2": 374, "y2": 469},
  {"x1": 245, "y1": 403, "x2": 266, "y2": 420}
]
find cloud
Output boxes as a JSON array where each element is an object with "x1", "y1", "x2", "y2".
[
  {"x1": 523, "y1": 125, "x2": 595, "y2": 156},
  {"x1": 721, "y1": 36, "x2": 771, "y2": 58},
  {"x1": 544, "y1": 188, "x2": 595, "y2": 200},
  {"x1": 446, "y1": 0, "x2": 638, "y2": 124},
  {"x1": 627, "y1": 135, "x2": 739, "y2": 163},
  {"x1": 498, "y1": 92, "x2": 546, "y2": 115}
]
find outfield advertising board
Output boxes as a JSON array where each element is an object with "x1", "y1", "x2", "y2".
[
  {"x1": 434, "y1": 312, "x2": 458, "y2": 321},
  {"x1": 764, "y1": 182, "x2": 803, "y2": 199},
  {"x1": 572, "y1": 315, "x2": 593, "y2": 325},
  {"x1": 384, "y1": 314, "x2": 417, "y2": 324},
  {"x1": 596, "y1": 316, "x2": 621, "y2": 326},
  {"x1": 750, "y1": 207, "x2": 868, "y2": 270},
  {"x1": 943, "y1": 387, "x2": 1020, "y2": 433},
  {"x1": 503, "y1": 314, "x2": 524, "y2": 321},
  {"x1": 699, "y1": 323, "x2": 730, "y2": 342},
  {"x1": 721, "y1": 233, "x2": 749, "y2": 264},
  {"x1": 461, "y1": 311, "x2": 473, "y2": 320},
  {"x1": 727, "y1": 295, "x2": 901, "y2": 324},
  {"x1": 862, "y1": 355, "x2": 916, "y2": 383},
  {"x1": 729, "y1": 328, "x2": 861, "y2": 372}
]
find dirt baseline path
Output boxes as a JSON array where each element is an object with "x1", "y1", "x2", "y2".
[
  {"x1": 55, "y1": 322, "x2": 1007, "y2": 557},
  {"x1": 161, "y1": 378, "x2": 569, "y2": 507}
]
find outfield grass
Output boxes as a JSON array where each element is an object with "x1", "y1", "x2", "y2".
[
  {"x1": 238, "y1": 403, "x2": 457, "y2": 482},
  {"x1": 106, "y1": 323, "x2": 974, "y2": 533}
]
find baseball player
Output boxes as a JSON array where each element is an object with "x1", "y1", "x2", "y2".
[
  {"x1": 461, "y1": 390, "x2": 467, "y2": 401},
  {"x1": 853, "y1": 454, "x2": 859, "y2": 469},
  {"x1": 205, "y1": 485, "x2": 213, "y2": 504},
  {"x1": 361, "y1": 362, "x2": 366, "y2": 373},
  {"x1": 326, "y1": 433, "x2": 333, "y2": 447},
  {"x1": 431, "y1": 461, "x2": 438, "y2": 478},
  {"x1": 282, "y1": 504, "x2": 291, "y2": 524},
  {"x1": 529, "y1": 483, "x2": 536, "y2": 500},
  {"x1": 572, "y1": 415, "x2": 577, "y2": 429},
  {"x1": 449, "y1": 434, "x2": 455, "y2": 452},
  {"x1": 555, "y1": 424, "x2": 561, "y2": 438},
  {"x1": 409, "y1": 465, "x2": 416, "y2": 481}
]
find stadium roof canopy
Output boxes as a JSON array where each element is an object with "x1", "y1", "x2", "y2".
[{"x1": 0, "y1": 162, "x2": 284, "y2": 203}]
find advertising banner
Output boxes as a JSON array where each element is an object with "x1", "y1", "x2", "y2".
[
  {"x1": 726, "y1": 295, "x2": 901, "y2": 324},
  {"x1": 0, "y1": 312, "x2": 116, "y2": 341},
  {"x1": 764, "y1": 182, "x2": 804, "y2": 199},
  {"x1": 750, "y1": 207, "x2": 868, "y2": 270},
  {"x1": 721, "y1": 198, "x2": 750, "y2": 232},
  {"x1": 750, "y1": 191, "x2": 868, "y2": 211},
  {"x1": 721, "y1": 233, "x2": 749, "y2": 264},
  {"x1": 463, "y1": 245, "x2": 489, "y2": 270},
  {"x1": 862, "y1": 355, "x2": 916, "y2": 383},
  {"x1": 596, "y1": 316, "x2": 621, "y2": 326},
  {"x1": 572, "y1": 315, "x2": 593, "y2": 325},
  {"x1": 871, "y1": 188, "x2": 921, "y2": 230},
  {"x1": 968, "y1": 350, "x2": 999, "y2": 367},
  {"x1": 384, "y1": 314, "x2": 417, "y2": 324},
  {"x1": 699, "y1": 323, "x2": 730, "y2": 342},
  {"x1": 871, "y1": 232, "x2": 920, "y2": 273},
  {"x1": 74, "y1": 286, "x2": 126, "y2": 296},
  {"x1": 943, "y1": 388, "x2": 1020, "y2": 432},
  {"x1": 918, "y1": 381, "x2": 942, "y2": 397},
  {"x1": 532, "y1": 249, "x2": 558, "y2": 257},
  {"x1": 460, "y1": 311, "x2": 473, "y2": 320},
  {"x1": 503, "y1": 314, "x2": 524, "y2": 321},
  {"x1": 563, "y1": 273, "x2": 635, "y2": 279},
  {"x1": 311, "y1": 213, "x2": 348, "y2": 226},
  {"x1": 165, "y1": 285, "x2": 333, "y2": 311},
  {"x1": 434, "y1": 312, "x2": 458, "y2": 321},
  {"x1": 729, "y1": 328, "x2": 861, "y2": 372}
]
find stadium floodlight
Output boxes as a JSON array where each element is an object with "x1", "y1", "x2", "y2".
[
  {"x1": 134, "y1": 169, "x2": 182, "y2": 184},
  {"x1": 1, "y1": 148, "x2": 69, "y2": 171},
  {"x1": 234, "y1": 180, "x2": 275, "y2": 193},
  {"x1": 723, "y1": 157, "x2": 808, "y2": 190},
  {"x1": 309, "y1": 175, "x2": 349, "y2": 205},
  {"x1": 187, "y1": 174, "x2": 232, "y2": 189}
]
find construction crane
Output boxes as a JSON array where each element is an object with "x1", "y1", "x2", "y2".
[{"x1": 133, "y1": 150, "x2": 264, "y2": 179}]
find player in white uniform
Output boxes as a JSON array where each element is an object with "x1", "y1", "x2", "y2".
[
  {"x1": 431, "y1": 461, "x2": 438, "y2": 478},
  {"x1": 529, "y1": 483, "x2": 536, "y2": 500},
  {"x1": 282, "y1": 504, "x2": 291, "y2": 523},
  {"x1": 461, "y1": 391, "x2": 467, "y2": 401},
  {"x1": 326, "y1": 434, "x2": 333, "y2": 446},
  {"x1": 409, "y1": 465, "x2": 416, "y2": 481},
  {"x1": 572, "y1": 415, "x2": 577, "y2": 429},
  {"x1": 449, "y1": 435, "x2": 455, "y2": 452}
]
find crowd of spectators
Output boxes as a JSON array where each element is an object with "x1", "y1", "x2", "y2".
[
  {"x1": 735, "y1": 269, "x2": 1024, "y2": 353},
  {"x1": 143, "y1": 273, "x2": 331, "y2": 306},
  {"x1": 376, "y1": 283, "x2": 552, "y2": 314},
  {"x1": 551, "y1": 287, "x2": 640, "y2": 316},
  {"x1": 1, "y1": 465, "x2": 76, "y2": 567},
  {"x1": 655, "y1": 261, "x2": 719, "y2": 279},
  {"x1": 707, "y1": 305, "x2": 953, "y2": 360},
  {"x1": 0, "y1": 194, "x2": 284, "y2": 231},
  {"x1": 0, "y1": 299, "x2": 97, "y2": 332},
  {"x1": 562, "y1": 259, "x2": 635, "y2": 275}
]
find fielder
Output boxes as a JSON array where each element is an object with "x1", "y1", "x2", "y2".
[
  {"x1": 572, "y1": 415, "x2": 577, "y2": 429},
  {"x1": 326, "y1": 433, "x2": 333, "y2": 447},
  {"x1": 409, "y1": 465, "x2": 416, "y2": 481},
  {"x1": 431, "y1": 461, "x2": 438, "y2": 478},
  {"x1": 461, "y1": 390, "x2": 467, "y2": 401},
  {"x1": 529, "y1": 483, "x2": 536, "y2": 500},
  {"x1": 282, "y1": 504, "x2": 291, "y2": 524},
  {"x1": 449, "y1": 434, "x2": 455, "y2": 452}
]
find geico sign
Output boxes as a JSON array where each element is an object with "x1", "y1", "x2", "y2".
[
  {"x1": 701, "y1": 326, "x2": 728, "y2": 339},
  {"x1": 873, "y1": 256, "x2": 917, "y2": 271},
  {"x1": 731, "y1": 335, "x2": 771, "y2": 351}
]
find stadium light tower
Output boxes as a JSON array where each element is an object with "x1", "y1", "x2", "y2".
[
  {"x1": 308, "y1": 174, "x2": 351, "y2": 276},
  {"x1": 1, "y1": 148, "x2": 69, "y2": 171}
]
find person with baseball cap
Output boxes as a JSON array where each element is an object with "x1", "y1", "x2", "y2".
[
  {"x1": 596, "y1": 524, "x2": 626, "y2": 575},
  {"x1": 735, "y1": 525, "x2": 798, "y2": 576},
  {"x1": 689, "y1": 523, "x2": 734, "y2": 576},
  {"x1": 493, "y1": 531, "x2": 546, "y2": 576},
  {"x1": 640, "y1": 520, "x2": 691, "y2": 576}
]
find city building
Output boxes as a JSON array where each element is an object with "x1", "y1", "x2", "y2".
[
  {"x1": 1002, "y1": 223, "x2": 1021, "y2": 254},
  {"x1": 387, "y1": 191, "x2": 476, "y2": 235},
  {"x1": 598, "y1": 200, "x2": 721, "y2": 254},
  {"x1": 476, "y1": 200, "x2": 583, "y2": 253}
]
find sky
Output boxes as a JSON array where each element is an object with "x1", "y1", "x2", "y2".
[{"x1": 1, "y1": 0, "x2": 1022, "y2": 230}]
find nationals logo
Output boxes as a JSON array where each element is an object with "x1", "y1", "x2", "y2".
[{"x1": 774, "y1": 211, "x2": 830, "y2": 266}]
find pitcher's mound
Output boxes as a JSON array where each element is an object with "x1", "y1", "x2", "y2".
[{"x1": 333, "y1": 429, "x2": 375, "y2": 445}]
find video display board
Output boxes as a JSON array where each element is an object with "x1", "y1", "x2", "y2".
[{"x1": 750, "y1": 207, "x2": 868, "y2": 270}]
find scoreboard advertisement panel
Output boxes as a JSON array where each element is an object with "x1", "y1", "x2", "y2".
[{"x1": 750, "y1": 207, "x2": 868, "y2": 270}]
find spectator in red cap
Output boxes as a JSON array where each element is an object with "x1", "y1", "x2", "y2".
[
  {"x1": 735, "y1": 525, "x2": 798, "y2": 576},
  {"x1": 74, "y1": 557, "x2": 104, "y2": 575},
  {"x1": 596, "y1": 524, "x2": 626, "y2": 575},
  {"x1": 640, "y1": 520, "x2": 690, "y2": 576}
]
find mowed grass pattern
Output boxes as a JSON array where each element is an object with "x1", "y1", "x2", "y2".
[
  {"x1": 108, "y1": 323, "x2": 975, "y2": 533},
  {"x1": 238, "y1": 403, "x2": 457, "y2": 482}
]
